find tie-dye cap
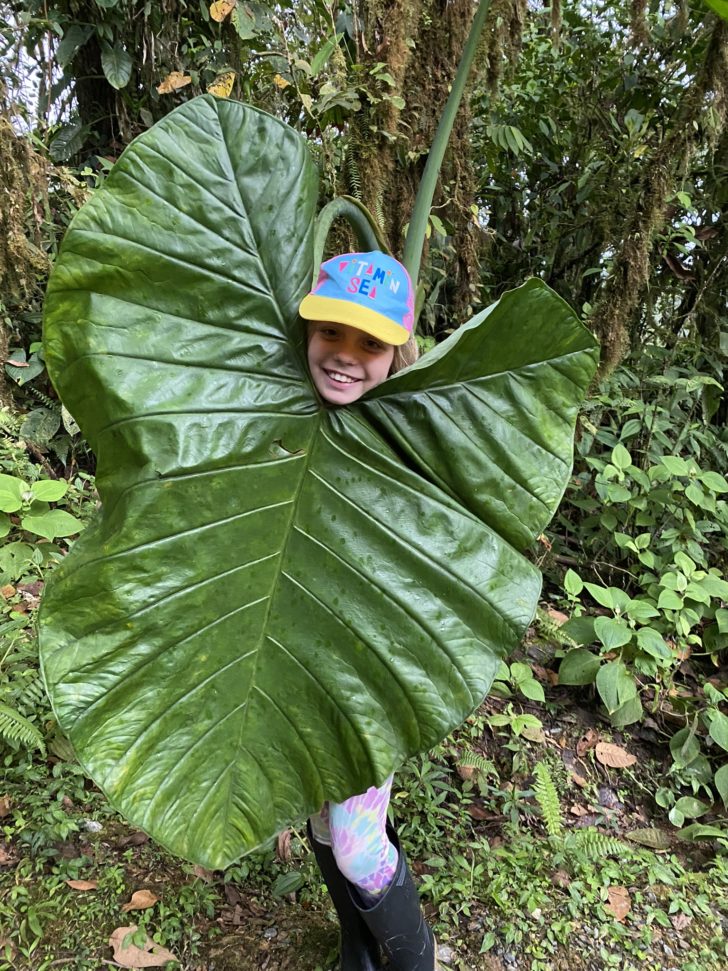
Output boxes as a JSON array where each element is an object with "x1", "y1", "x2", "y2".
[{"x1": 299, "y1": 251, "x2": 414, "y2": 346}]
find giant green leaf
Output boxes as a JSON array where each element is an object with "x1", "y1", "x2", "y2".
[{"x1": 40, "y1": 96, "x2": 599, "y2": 868}]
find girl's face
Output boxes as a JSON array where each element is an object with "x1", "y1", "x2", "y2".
[{"x1": 307, "y1": 320, "x2": 395, "y2": 405}]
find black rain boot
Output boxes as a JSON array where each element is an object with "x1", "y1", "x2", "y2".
[
  {"x1": 307, "y1": 821, "x2": 383, "y2": 971},
  {"x1": 348, "y1": 825, "x2": 438, "y2": 971}
]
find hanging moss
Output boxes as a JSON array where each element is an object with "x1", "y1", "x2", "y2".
[
  {"x1": 591, "y1": 20, "x2": 728, "y2": 375},
  {"x1": 0, "y1": 117, "x2": 50, "y2": 303},
  {"x1": 630, "y1": 0, "x2": 649, "y2": 47}
]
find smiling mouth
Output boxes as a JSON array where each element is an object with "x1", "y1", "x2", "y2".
[{"x1": 323, "y1": 369, "x2": 360, "y2": 385}]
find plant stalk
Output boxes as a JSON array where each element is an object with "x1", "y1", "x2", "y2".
[
  {"x1": 312, "y1": 196, "x2": 391, "y2": 285},
  {"x1": 402, "y1": 0, "x2": 492, "y2": 290}
]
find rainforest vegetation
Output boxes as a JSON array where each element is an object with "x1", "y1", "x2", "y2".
[{"x1": 1, "y1": 2, "x2": 727, "y2": 969}]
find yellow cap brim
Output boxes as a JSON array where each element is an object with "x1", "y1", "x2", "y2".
[{"x1": 299, "y1": 295, "x2": 410, "y2": 346}]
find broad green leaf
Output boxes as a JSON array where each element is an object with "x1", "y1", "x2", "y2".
[
  {"x1": 610, "y1": 693, "x2": 643, "y2": 728},
  {"x1": 56, "y1": 24, "x2": 93, "y2": 67},
  {"x1": 715, "y1": 765, "x2": 728, "y2": 807},
  {"x1": 611, "y1": 443, "x2": 631, "y2": 470},
  {"x1": 670, "y1": 727, "x2": 700, "y2": 768},
  {"x1": 30, "y1": 479, "x2": 68, "y2": 502},
  {"x1": 21, "y1": 509, "x2": 84, "y2": 540},
  {"x1": 636, "y1": 627, "x2": 671, "y2": 660},
  {"x1": 0, "y1": 514, "x2": 10, "y2": 538},
  {"x1": 559, "y1": 615, "x2": 596, "y2": 645},
  {"x1": 563, "y1": 569, "x2": 582, "y2": 596},
  {"x1": 558, "y1": 648, "x2": 599, "y2": 685},
  {"x1": 657, "y1": 589, "x2": 683, "y2": 611},
  {"x1": 700, "y1": 574, "x2": 728, "y2": 600},
  {"x1": 39, "y1": 97, "x2": 598, "y2": 868},
  {"x1": 518, "y1": 678, "x2": 545, "y2": 703},
  {"x1": 583, "y1": 582, "x2": 613, "y2": 609},
  {"x1": 594, "y1": 616, "x2": 632, "y2": 650},
  {"x1": 101, "y1": 42, "x2": 133, "y2": 89},
  {"x1": 0, "y1": 473, "x2": 26, "y2": 513},
  {"x1": 679, "y1": 822, "x2": 727, "y2": 840},
  {"x1": 660, "y1": 455, "x2": 689, "y2": 476},
  {"x1": 596, "y1": 660, "x2": 636, "y2": 715},
  {"x1": 708, "y1": 710, "x2": 728, "y2": 752},
  {"x1": 704, "y1": 0, "x2": 728, "y2": 23},
  {"x1": 716, "y1": 608, "x2": 728, "y2": 634},
  {"x1": 673, "y1": 796, "x2": 709, "y2": 820},
  {"x1": 699, "y1": 470, "x2": 728, "y2": 493}
]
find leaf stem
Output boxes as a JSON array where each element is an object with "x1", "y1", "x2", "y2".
[
  {"x1": 312, "y1": 196, "x2": 390, "y2": 286},
  {"x1": 402, "y1": 0, "x2": 492, "y2": 290}
]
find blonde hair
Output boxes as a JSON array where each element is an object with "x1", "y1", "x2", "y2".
[{"x1": 390, "y1": 333, "x2": 419, "y2": 374}]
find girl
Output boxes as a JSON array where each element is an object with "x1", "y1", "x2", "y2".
[{"x1": 299, "y1": 251, "x2": 438, "y2": 971}]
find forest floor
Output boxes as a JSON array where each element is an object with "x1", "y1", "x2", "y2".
[{"x1": 2, "y1": 639, "x2": 727, "y2": 971}]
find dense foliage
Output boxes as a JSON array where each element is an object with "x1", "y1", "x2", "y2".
[{"x1": 0, "y1": 0, "x2": 726, "y2": 943}]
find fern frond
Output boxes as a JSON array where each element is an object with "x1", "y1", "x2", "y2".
[
  {"x1": 534, "y1": 606, "x2": 578, "y2": 649},
  {"x1": 346, "y1": 148, "x2": 362, "y2": 201},
  {"x1": 18, "y1": 676, "x2": 48, "y2": 712},
  {"x1": 459, "y1": 751, "x2": 498, "y2": 778},
  {"x1": 566, "y1": 828, "x2": 625, "y2": 861},
  {"x1": 27, "y1": 387, "x2": 57, "y2": 409},
  {"x1": 0, "y1": 703, "x2": 46, "y2": 753},
  {"x1": 533, "y1": 761, "x2": 563, "y2": 838}
]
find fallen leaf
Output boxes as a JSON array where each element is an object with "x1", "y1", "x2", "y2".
[
  {"x1": 604, "y1": 885, "x2": 631, "y2": 922},
  {"x1": 66, "y1": 879, "x2": 98, "y2": 891},
  {"x1": 546, "y1": 607, "x2": 568, "y2": 626},
  {"x1": 522, "y1": 726, "x2": 546, "y2": 743},
  {"x1": 576, "y1": 728, "x2": 599, "y2": 757},
  {"x1": 193, "y1": 864, "x2": 215, "y2": 882},
  {"x1": 569, "y1": 771, "x2": 588, "y2": 788},
  {"x1": 17, "y1": 580, "x2": 43, "y2": 597},
  {"x1": 0, "y1": 585, "x2": 16, "y2": 599},
  {"x1": 595, "y1": 742, "x2": 637, "y2": 769},
  {"x1": 207, "y1": 71, "x2": 235, "y2": 97},
  {"x1": 671, "y1": 913, "x2": 692, "y2": 931},
  {"x1": 569, "y1": 803, "x2": 590, "y2": 817},
  {"x1": 121, "y1": 889, "x2": 158, "y2": 912},
  {"x1": 273, "y1": 73, "x2": 290, "y2": 89},
  {"x1": 276, "y1": 829, "x2": 292, "y2": 863},
  {"x1": 156, "y1": 71, "x2": 193, "y2": 95},
  {"x1": 624, "y1": 826, "x2": 670, "y2": 850},
  {"x1": 109, "y1": 925, "x2": 178, "y2": 968},
  {"x1": 210, "y1": 0, "x2": 236, "y2": 21},
  {"x1": 466, "y1": 802, "x2": 489, "y2": 820},
  {"x1": 0, "y1": 796, "x2": 11, "y2": 817},
  {"x1": 117, "y1": 831, "x2": 149, "y2": 848},
  {"x1": 224, "y1": 883, "x2": 242, "y2": 906}
]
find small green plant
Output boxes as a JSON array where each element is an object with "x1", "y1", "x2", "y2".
[{"x1": 0, "y1": 472, "x2": 83, "y2": 542}]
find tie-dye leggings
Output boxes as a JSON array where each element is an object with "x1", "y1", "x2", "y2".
[{"x1": 309, "y1": 775, "x2": 398, "y2": 902}]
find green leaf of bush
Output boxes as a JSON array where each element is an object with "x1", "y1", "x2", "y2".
[
  {"x1": 558, "y1": 648, "x2": 599, "y2": 685},
  {"x1": 101, "y1": 43, "x2": 133, "y2": 89},
  {"x1": 596, "y1": 660, "x2": 636, "y2": 715},
  {"x1": 611, "y1": 443, "x2": 632, "y2": 470},
  {"x1": 708, "y1": 710, "x2": 728, "y2": 752},
  {"x1": 594, "y1": 616, "x2": 632, "y2": 650},
  {"x1": 39, "y1": 97, "x2": 598, "y2": 868},
  {"x1": 715, "y1": 765, "x2": 728, "y2": 807},
  {"x1": 0, "y1": 474, "x2": 26, "y2": 513},
  {"x1": 30, "y1": 480, "x2": 69, "y2": 502},
  {"x1": 670, "y1": 727, "x2": 700, "y2": 768},
  {"x1": 22, "y1": 509, "x2": 84, "y2": 541},
  {"x1": 673, "y1": 796, "x2": 709, "y2": 820}
]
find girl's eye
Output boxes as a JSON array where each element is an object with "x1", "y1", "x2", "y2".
[{"x1": 365, "y1": 338, "x2": 386, "y2": 351}]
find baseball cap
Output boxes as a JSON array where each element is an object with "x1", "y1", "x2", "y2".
[{"x1": 299, "y1": 251, "x2": 414, "y2": 346}]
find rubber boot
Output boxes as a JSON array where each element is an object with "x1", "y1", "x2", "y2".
[
  {"x1": 307, "y1": 821, "x2": 383, "y2": 971},
  {"x1": 348, "y1": 826, "x2": 437, "y2": 971}
]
